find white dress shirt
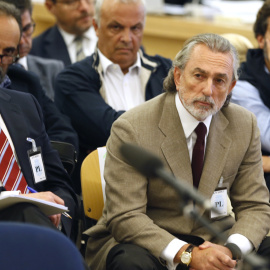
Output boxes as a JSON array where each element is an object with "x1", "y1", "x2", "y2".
[
  {"x1": 160, "y1": 93, "x2": 252, "y2": 270},
  {"x1": 98, "y1": 49, "x2": 144, "y2": 111},
  {"x1": 58, "y1": 26, "x2": 98, "y2": 63},
  {"x1": 231, "y1": 66, "x2": 270, "y2": 153}
]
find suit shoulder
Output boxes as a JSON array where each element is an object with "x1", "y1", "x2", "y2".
[
  {"x1": 119, "y1": 93, "x2": 167, "y2": 123},
  {"x1": 58, "y1": 56, "x2": 93, "y2": 78},
  {"x1": 141, "y1": 51, "x2": 172, "y2": 68},
  {"x1": 32, "y1": 27, "x2": 53, "y2": 44},
  {"x1": 28, "y1": 55, "x2": 64, "y2": 68},
  {"x1": 31, "y1": 26, "x2": 56, "y2": 54},
  {"x1": 0, "y1": 86, "x2": 34, "y2": 101},
  {"x1": 223, "y1": 102, "x2": 255, "y2": 119}
]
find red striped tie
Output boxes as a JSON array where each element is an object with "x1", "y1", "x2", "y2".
[{"x1": 0, "y1": 129, "x2": 29, "y2": 194}]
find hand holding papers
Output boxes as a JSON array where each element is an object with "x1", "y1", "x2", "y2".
[
  {"x1": 0, "y1": 191, "x2": 69, "y2": 217},
  {"x1": 27, "y1": 186, "x2": 72, "y2": 219}
]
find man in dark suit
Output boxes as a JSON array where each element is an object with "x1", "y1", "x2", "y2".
[
  {"x1": 54, "y1": 0, "x2": 172, "y2": 194},
  {"x1": 0, "y1": 2, "x2": 77, "y2": 237},
  {"x1": 6, "y1": 65, "x2": 79, "y2": 153},
  {"x1": 30, "y1": 0, "x2": 97, "y2": 66},
  {"x1": 0, "y1": 1, "x2": 79, "y2": 155},
  {"x1": 1, "y1": 0, "x2": 64, "y2": 101}
]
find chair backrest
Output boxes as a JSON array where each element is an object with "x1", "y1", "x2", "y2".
[
  {"x1": 81, "y1": 147, "x2": 107, "y2": 221},
  {"x1": 50, "y1": 140, "x2": 77, "y2": 175},
  {"x1": 221, "y1": 33, "x2": 254, "y2": 63},
  {"x1": 0, "y1": 222, "x2": 86, "y2": 270}
]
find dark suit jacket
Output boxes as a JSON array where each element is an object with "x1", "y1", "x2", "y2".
[
  {"x1": 54, "y1": 49, "x2": 172, "y2": 193},
  {"x1": 7, "y1": 64, "x2": 79, "y2": 152},
  {"x1": 0, "y1": 87, "x2": 77, "y2": 236},
  {"x1": 30, "y1": 25, "x2": 71, "y2": 67}
]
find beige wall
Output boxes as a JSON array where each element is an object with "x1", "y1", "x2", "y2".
[{"x1": 32, "y1": 3, "x2": 257, "y2": 60}]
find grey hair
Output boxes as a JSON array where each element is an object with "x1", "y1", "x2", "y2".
[
  {"x1": 94, "y1": 0, "x2": 146, "y2": 27},
  {"x1": 163, "y1": 33, "x2": 239, "y2": 106}
]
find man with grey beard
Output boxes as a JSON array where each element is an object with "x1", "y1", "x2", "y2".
[{"x1": 85, "y1": 33, "x2": 270, "y2": 270}]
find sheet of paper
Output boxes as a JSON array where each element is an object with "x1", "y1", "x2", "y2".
[{"x1": 0, "y1": 194, "x2": 68, "y2": 216}]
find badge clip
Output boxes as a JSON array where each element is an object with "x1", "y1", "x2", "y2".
[{"x1": 27, "y1": 137, "x2": 46, "y2": 184}]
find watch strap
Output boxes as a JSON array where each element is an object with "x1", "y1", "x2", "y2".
[
  {"x1": 180, "y1": 244, "x2": 195, "y2": 269},
  {"x1": 185, "y1": 244, "x2": 195, "y2": 254}
]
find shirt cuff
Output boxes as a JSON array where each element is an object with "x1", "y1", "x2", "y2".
[
  {"x1": 160, "y1": 238, "x2": 187, "y2": 270},
  {"x1": 226, "y1": 233, "x2": 253, "y2": 255}
]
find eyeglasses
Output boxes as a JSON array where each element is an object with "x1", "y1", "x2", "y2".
[
  {"x1": 0, "y1": 54, "x2": 19, "y2": 65},
  {"x1": 22, "y1": 21, "x2": 36, "y2": 37},
  {"x1": 54, "y1": 0, "x2": 95, "y2": 10}
]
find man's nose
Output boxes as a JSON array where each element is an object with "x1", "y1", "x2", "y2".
[
  {"x1": 202, "y1": 79, "x2": 213, "y2": 96},
  {"x1": 120, "y1": 28, "x2": 132, "y2": 43},
  {"x1": 78, "y1": 0, "x2": 91, "y2": 11}
]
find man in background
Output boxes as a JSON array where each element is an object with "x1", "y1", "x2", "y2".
[
  {"x1": 30, "y1": 0, "x2": 97, "y2": 66},
  {"x1": 231, "y1": 0, "x2": 270, "y2": 190},
  {"x1": 54, "y1": 0, "x2": 172, "y2": 194},
  {"x1": 0, "y1": 2, "x2": 77, "y2": 238},
  {"x1": 1, "y1": 0, "x2": 64, "y2": 101},
  {"x1": 0, "y1": 1, "x2": 79, "y2": 187}
]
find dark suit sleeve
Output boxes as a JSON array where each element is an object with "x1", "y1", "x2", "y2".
[
  {"x1": 19, "y1": 93, "x2": 78, "y2": 237},
  {"x1": 8, "y1": 64, "x2": 79, "y2": 152},
  {"x1": 41, "y1": 91, "x2": 79, "y2": 152},
  {"x1": 54, "y1": 58, "x2": 124, "y2": 152}
]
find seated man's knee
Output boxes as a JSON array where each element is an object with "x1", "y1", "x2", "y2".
[{"x1": 106, "y1": 243, "x2": 165, "y2": 270}]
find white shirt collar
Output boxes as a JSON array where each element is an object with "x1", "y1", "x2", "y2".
[
  {"x1": 175, "y1": 93, "x2": 212, "y2": 139},
  {"x1": 18, "y1": 56, "x2": 28, "y2": 70},
  {"x1": 97, "y1": 49, "x2": 141, "y2": 74},
  {"x1": 58, "y1": 25, "x2": 94, "y2": 46}
]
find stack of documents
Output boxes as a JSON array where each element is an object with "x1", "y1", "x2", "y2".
[{"x1": 0, "y1": 194, "x2": 68, "y2": 216}]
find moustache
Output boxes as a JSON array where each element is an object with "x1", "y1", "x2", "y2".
[{"x1": 194, "y1": 96, "x2": 215, "y2": 107}]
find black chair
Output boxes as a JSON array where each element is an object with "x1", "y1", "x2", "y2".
[{"x1": 51, "y1": 140, "x2": 77, "y2": 175}]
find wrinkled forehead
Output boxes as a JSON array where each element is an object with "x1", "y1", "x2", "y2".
[{"x1": 187, "y1": 45, "x2": 235, "y2": 80}]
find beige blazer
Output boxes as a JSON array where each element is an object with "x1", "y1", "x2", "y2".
[{"x1": 85, "y1": 92, "x2": 270, "y2": 270}]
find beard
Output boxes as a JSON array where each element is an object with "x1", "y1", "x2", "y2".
[{"x1": 178, "y1": 84, "x2": 225, "y2": 121}]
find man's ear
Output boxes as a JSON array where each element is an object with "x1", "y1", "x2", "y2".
[
  {"x1": 173, "y1": 67, "x2": 181, "y2": 91},
  {"x1": 228, "y1": 80, "x2": 237, "y2": 94},
  {"x1": 92, "y1": 19, "x2": 99, "y2": 37},
  {"x1": 45, "y1": 0, "x2": 56, "y2": 15},
  {"x1": 257, "y1": 34, "x2": 265, "y2": 49}
]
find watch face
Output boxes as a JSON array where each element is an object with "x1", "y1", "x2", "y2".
[{"x1": 181, "y1": 252, "x2": 192, "y2": 264}]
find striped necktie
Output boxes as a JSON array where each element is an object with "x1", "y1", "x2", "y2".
[
  {"x1": 75, "y1": 36, "x2": 85, "y2": 62},
  {"x1": 0, "y1": 128, "x2": 28, "y2": 194}
]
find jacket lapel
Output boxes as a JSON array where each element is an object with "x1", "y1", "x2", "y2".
[
  {"x1": 199, "y1": 110, "x2": 232, "y2": 201},
  {"x1": 159, "y1": 93, "x2": 193, "y2": 185},
  {"x1": 45, "y1": 26, "x2": 71, "y2": 66}
]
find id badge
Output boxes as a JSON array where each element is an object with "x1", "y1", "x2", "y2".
[
  {"x1": 210, "y1": 176, "x2": 228, "y2": 219},
  {"x1": 27, "y1": 138, "x2": 46, "y2": 183}
]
